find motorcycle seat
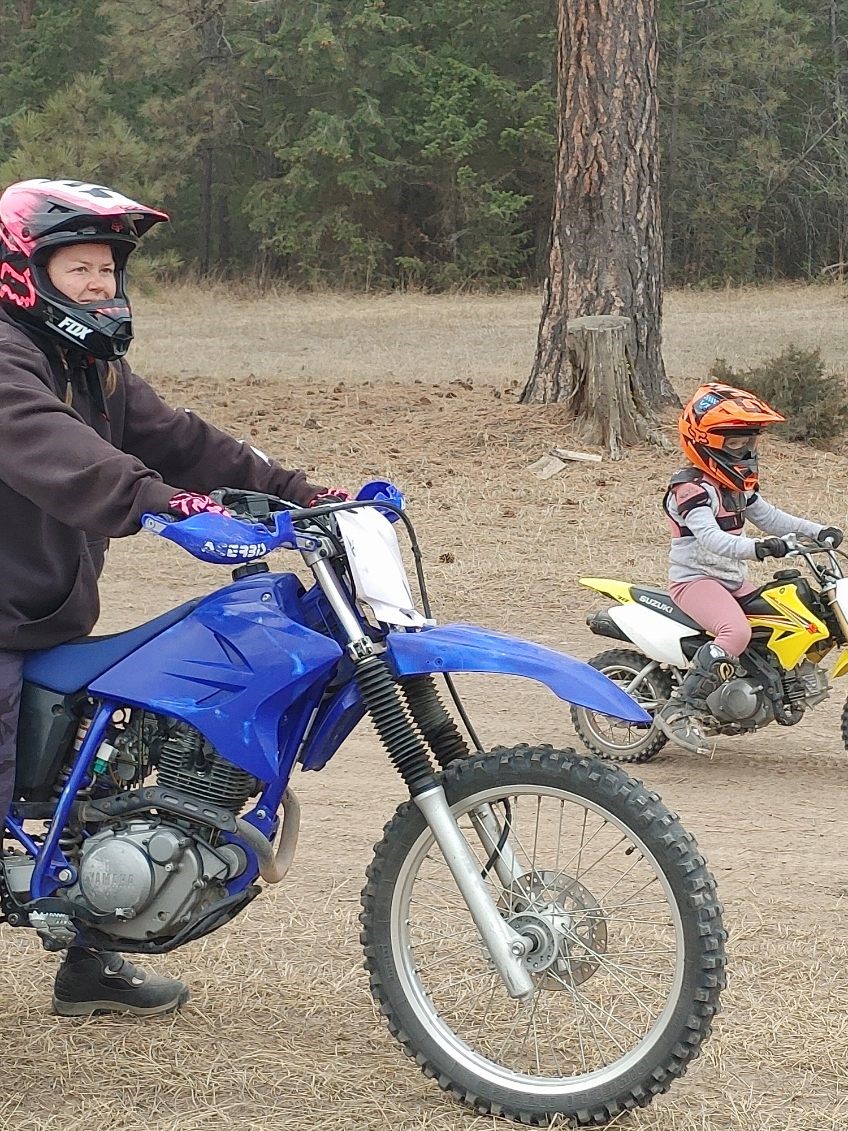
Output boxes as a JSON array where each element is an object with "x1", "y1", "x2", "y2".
[
  {"x1": 22, "y1": 598, "x2": 203, "y2": 694},
  {"x1": 629, "y1": 586, "x2": 704, "y2": 632}
]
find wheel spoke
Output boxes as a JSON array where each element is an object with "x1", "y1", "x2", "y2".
[{"x1": 574, "y1": 656, "x2": 672, "y2": 757}]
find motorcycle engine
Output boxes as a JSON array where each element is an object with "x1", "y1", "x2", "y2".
[
  {"x1": 65, "y1": 820, "x2": 247, "y2": 940},
  {"x1": 61, "y1": 715, "x2": 259, "y2": 942},
  {"x1": 705, "y1": 677, "x2": 772, "y2": 728},
  {"x1": 705, "y1": 659, "x2": 830, "y2": 729},
  {"x1": 792, "y1": 659, "x2": 830, "y2": 708}
]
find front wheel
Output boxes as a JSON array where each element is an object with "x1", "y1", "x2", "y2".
[
  {"x1": 360, "y1": 746, "x2": 725, "y2": 1125},
  {"x1": 840, "y1": 697, "x2": 848, "y2": 753},
  {"x1": 572, "y1": 648, "x2": 674, "y2": 763}
]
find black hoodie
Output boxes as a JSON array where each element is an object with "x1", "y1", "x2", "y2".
[{"x1": 0, "y1": 308, "x2": 323, "y2": 649}]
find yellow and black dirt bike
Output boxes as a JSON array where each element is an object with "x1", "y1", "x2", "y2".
[{"x1": 572, "y1": 533, "x2": 848, "y2": 761}]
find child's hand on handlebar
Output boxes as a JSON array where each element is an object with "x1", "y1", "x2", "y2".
[
  {"x1": 754, "y1": 537, "x2": 790, "y2": 560},
  {"x1": 819, "y1": 526, "x2": 844, "y2": 548}
]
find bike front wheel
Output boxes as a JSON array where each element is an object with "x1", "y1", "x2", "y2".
[{"x1": 360, "y1": 745, "x2": 725, "y2": 1125}]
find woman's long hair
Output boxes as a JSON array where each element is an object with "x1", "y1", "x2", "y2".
[{"x1": 64, "y1": 360, "x2": 120, "y2": 404}]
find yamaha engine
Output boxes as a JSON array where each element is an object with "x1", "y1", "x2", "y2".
[{"x1": 4, "y1": 712, "x2": 263, "y2": 945}]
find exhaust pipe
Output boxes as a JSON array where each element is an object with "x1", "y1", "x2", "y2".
[
  {"x1": 586, "y1": 610, "x2": 629, "y2": 642},
  {"x1": 236, "y1": 788, "x2": 301, "y2": 884}
]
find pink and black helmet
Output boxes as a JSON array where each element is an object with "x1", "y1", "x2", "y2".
[{"x1": 0, "y1": 178, "x2": 168, "y2": 360}]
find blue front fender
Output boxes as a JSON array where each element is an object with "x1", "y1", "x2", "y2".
[{"x1": 386, "y1": 624, "x2": 650, "y2": 724}]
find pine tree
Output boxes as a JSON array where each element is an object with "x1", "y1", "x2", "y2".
[{"x1": 523, "y1": 0, "x2": 673, "y2": 429}]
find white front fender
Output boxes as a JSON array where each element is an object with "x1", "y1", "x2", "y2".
[{"x1": 608, "y1": 604, "x2": 702, "y2": 668}]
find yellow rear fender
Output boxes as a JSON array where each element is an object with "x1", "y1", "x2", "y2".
[
  {"x1": 579, "y1": 577, "x2": 635, "y2": 605},
  {"x1": 832, "y1": 652, "x2": 848, "y2": 679}
]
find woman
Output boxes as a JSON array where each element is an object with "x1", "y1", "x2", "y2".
[{"x1": 0, "y1": 178, "x2": 346, "y2": 1016}]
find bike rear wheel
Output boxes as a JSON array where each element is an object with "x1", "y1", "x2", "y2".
[
  {"x1": 572, "y1": 649, "x2": 673, "y2": 763},
  {"x1": 360, "y1": 745, "x2": 725, "y2": 1125}
]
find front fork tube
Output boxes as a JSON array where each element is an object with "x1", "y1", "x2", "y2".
[
  {"x1": 402, "y1": 675, "x2": 526, "y2": 895},
  {"x1": 307, "y1": 554, "x2": 533, "y2": 1001},
  {"x1": 415, "y1": 786, "x2": 534, "y2": 1001}
]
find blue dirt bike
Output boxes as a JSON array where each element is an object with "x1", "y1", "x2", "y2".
[{"x1": 3, "y1": 483, "x2": 724, "y2": 1125}]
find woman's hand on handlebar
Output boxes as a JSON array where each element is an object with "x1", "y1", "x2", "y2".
[
  {"x1": 307, "y1": 487, "x2": 352, "y2": 506},
  {"x1": 168, "y1": 491, "x2": 232, "y2": 519}
]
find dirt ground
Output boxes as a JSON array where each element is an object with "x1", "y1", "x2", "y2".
[{"x1": 1, "y1": 285, "x2": 847, "y2": 1130}]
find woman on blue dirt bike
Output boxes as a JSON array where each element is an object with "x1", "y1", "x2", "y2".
[{"x1": 0, "y1": 177, "x2": 346, "y2": 1016}]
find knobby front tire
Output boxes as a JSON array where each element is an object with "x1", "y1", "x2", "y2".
[{"x1": 360, "y1": 745, "x2": 725, "y2": 1125}]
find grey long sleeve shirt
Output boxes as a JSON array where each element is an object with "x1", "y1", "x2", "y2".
[{"x1": 666, "y1": 478, "x2": 823, "y2": 589}]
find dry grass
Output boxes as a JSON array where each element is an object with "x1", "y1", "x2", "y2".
[
  {"x1": 130, "y1": 281, "x2": 848, "y2": 393},
  {"x1": 2, "y1": 283, "x2": 848, "y2": 1130}
]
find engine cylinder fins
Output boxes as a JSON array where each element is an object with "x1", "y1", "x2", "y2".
[{"x1": 155, "y1": 721, "x2": 258, "y2": 811}]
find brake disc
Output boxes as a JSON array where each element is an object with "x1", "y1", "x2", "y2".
[{"x1": 499, "y1": 870, "x2": 607, "y2": 988}]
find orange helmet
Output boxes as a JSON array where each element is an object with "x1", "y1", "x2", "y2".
[{"x1": 678, "y1": 382, "x2": 785, "y2": 493}]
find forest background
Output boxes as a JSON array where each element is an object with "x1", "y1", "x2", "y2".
[{"x1": 1, "y1": 0, "x2": 846, "y2": 290}]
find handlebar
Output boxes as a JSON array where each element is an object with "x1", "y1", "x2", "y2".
[
  {"x1": 141, "y1": 481, "x2": 407, "y2": 566},
  {"x1": 784, "y1": 533, "x2": 838, "y2": 555}
]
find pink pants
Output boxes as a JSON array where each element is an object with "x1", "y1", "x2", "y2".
[{"x1": 669, "y1": 578, "x2": 757, "y2": 658}]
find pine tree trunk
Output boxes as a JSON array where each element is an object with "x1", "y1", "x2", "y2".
[
  {"x1": 523, "y1": 0, "x2": 675, "y2": 416},
  {"x1": 199, "y1": 145, "x2": 213, "y2": 276},
  {"x1": 830, "y1": 0, "x2": 848, "y2": 277},
  {"x1": 524, "y1": 0, "x2": 571, "y2": 404},
  {"x1": 16, "y1": 0, "x2": 34, "y2": 27},
  {"x1": 566, "y1": 316, "x2": 669, "y2": 459}
]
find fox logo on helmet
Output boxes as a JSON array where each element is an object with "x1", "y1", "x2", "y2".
[
  {"x1": 0, "y1": 260, "x2": 36, "y2": 309},
  {"x1": 56, "y1": 315, "x2": 92, "y2": 341}
]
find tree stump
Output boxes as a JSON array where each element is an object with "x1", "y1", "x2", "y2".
[{"x1": 566, "y1": 315, "x2": 669, "y2": 460}]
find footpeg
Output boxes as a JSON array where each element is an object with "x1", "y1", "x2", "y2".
[{"x1": 29, "y1": 909, "x2": 78, "y2": 951}]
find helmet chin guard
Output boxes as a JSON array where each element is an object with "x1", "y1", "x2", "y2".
[
  {"x1": 0, "y1": 178, "x2": 168, "y2": 360},
  {"x1": 678, "y1": 382, "x2": 785, "y2": 493}
]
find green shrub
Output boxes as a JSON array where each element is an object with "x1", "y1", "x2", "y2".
[{"x1": 708, "y1": 346, "x2": 848, "y2": 443}]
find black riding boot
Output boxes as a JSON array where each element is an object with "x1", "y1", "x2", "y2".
[
  {"x1": 655, "y1": 642, "x2": 736, "y2": 755},
  {"x1": 53, "y1": 947, "x2": 189, "y2": 1017}
]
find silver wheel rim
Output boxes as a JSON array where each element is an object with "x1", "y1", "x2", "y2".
[
  {"x1": 580, "y1": 663, "x2": 663, "y2": 752},
  {"x1": 390, "y1": 782, "x2": 686, "y2": 1098}
]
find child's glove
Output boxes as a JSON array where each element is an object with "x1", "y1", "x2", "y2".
[
  {"x1": 819, "y1": 526, "x2": 843, "y2": 547},
  {"x1": 168, "y1": 491, "x2": 232, "y2": 518},
  {"x1": 754, "y1": 537, "x2": 789, "y2": 560}
]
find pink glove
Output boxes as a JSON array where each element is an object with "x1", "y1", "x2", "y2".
[
  {"x1": 168, "y1": 491, "x2": 232, "y2": 518},
  {"x1": 307, "y1": 487, "x2": 352, "y2": 506}
]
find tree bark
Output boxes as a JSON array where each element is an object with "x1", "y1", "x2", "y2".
[
  {"x1": 566, "y1": 316, "x2": 670, "y2": 459},
  {"x1": 523, "y1": 0, "x2": 675, "y2": 414},
  {"x1": 830, "y1": 0, "x2": 847, "y2": 277},
  {"x1": 16, "y1": 0, "x2": 35, "y2": 28},
  {"x1": 199, "y1": 145, "x2": 213, "y2": 276}
]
